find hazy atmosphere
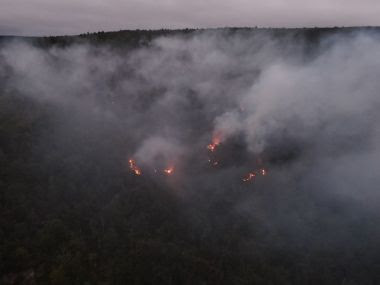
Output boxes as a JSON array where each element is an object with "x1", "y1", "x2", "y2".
[
  {"x1": 1, "y1": 1, "x2": 380, "y2": 284},
  {"x1": 1, "y1": 0, "x2": 380, "y2": 35}
]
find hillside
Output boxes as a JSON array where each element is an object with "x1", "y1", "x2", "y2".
[{"x1": 1, "y1": 27, "x2": 380, "y2": 284}]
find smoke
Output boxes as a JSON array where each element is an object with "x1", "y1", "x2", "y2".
[
  {"x1": 2, "y1": 29, "x2": 380, "y2": 251},
  {"x1": 135, "y1": 136, "x2": 184, "y2": 169}
]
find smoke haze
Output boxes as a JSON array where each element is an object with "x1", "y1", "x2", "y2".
[{"x1": 2, "y1": 29, "x2": 380, "y2": 263}]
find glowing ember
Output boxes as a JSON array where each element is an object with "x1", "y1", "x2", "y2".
[
  {"x1": 128, "y1": 159, "x2": 142, "y2": 175},
  {"x1": 163, "y1": 167, "x2": 174, "y2": 175},
  {"x1": 243, "y1": 172, "x2": 256, "y2": 182},
  {"x1": 242, "y1": 168, "x2": 268, "y2": 182},
  {"x1": 128, "y1": 138, "x2": 269, "y2": 183},
  {"x1": 207, "y1": 137, "x2": 221, "y2": 152},
  {"x1": 207, "y1": 157, "x2": 220, "y2": 167}
]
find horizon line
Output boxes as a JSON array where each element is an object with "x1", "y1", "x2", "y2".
[{"x1": 2, "y1": 25, "x2": 379, "y2": 38}]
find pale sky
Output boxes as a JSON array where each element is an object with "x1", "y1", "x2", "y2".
[{"x1": 1, "y1": 0, "x2": 380, "y2": 36}]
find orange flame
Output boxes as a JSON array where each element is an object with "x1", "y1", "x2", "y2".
[
  {"x1": 128, "y1": 159, "x2": 142, "y2": 175},
  {"x1": 163, "y1": 166, "x2": 174, "y2": 175},
  {"x1": 207, "y1": 136, "x2": 221, "y2": 152}
]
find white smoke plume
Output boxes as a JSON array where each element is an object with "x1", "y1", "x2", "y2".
[{"x1": 2, "y1": 29, "x2": 380, "y2": 248}]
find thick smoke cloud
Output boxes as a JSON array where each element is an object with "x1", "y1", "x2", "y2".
[{"x1": 2, "y1": 30, "x2": 380, "y2": 249}]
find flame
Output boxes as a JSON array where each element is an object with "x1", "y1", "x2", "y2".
[
  {"x1": 242, "y1": 168, "x2": 267, "y2": 182},
  {"x1": 243, "y1": 172, "x2": 256, "y2": 182},
  {"x1": 128, "y1": 136, "x2": 269, "y2": 184},
  {"x1": 207, "y1": 136, "x2": 221, "y2": 152},
  {"x1": 128, "y1": 159, "x2": 142, "y2": 175},
  {"x1": 163, "y1": 166, "x2": 174, "y2": 175}
]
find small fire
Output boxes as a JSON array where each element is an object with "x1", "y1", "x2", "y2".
[
  {"x1": 163, "y1": 166, "x2": 174, "y2": 175},
  {"x1": 128, "y1": 159, "x2": 142, "y2": 175},
  {"x1": 128, "y1": 138, "x2": 269, "y2": 184},
  {"x1": 207, "y1": 137, "x2": 221, "y2": 152},
  {"x1": 242, "y1": 168, "x2": 267, "y2": 182},
  {"x1": 243, "y1": 172, "x2": 256, "y2": 182}
]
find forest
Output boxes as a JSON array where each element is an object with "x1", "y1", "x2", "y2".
[{"x1": 1, "y1": 27, "x2": 380, "y2": 284}]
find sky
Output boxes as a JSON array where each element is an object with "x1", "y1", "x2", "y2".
[{"x1": 1, "y1": 0, "x2": 380, "y2": 36}]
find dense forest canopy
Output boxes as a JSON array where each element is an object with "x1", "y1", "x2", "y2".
[{"x1": 1, "y1": 27, "x2": 380, "y2": 284}]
